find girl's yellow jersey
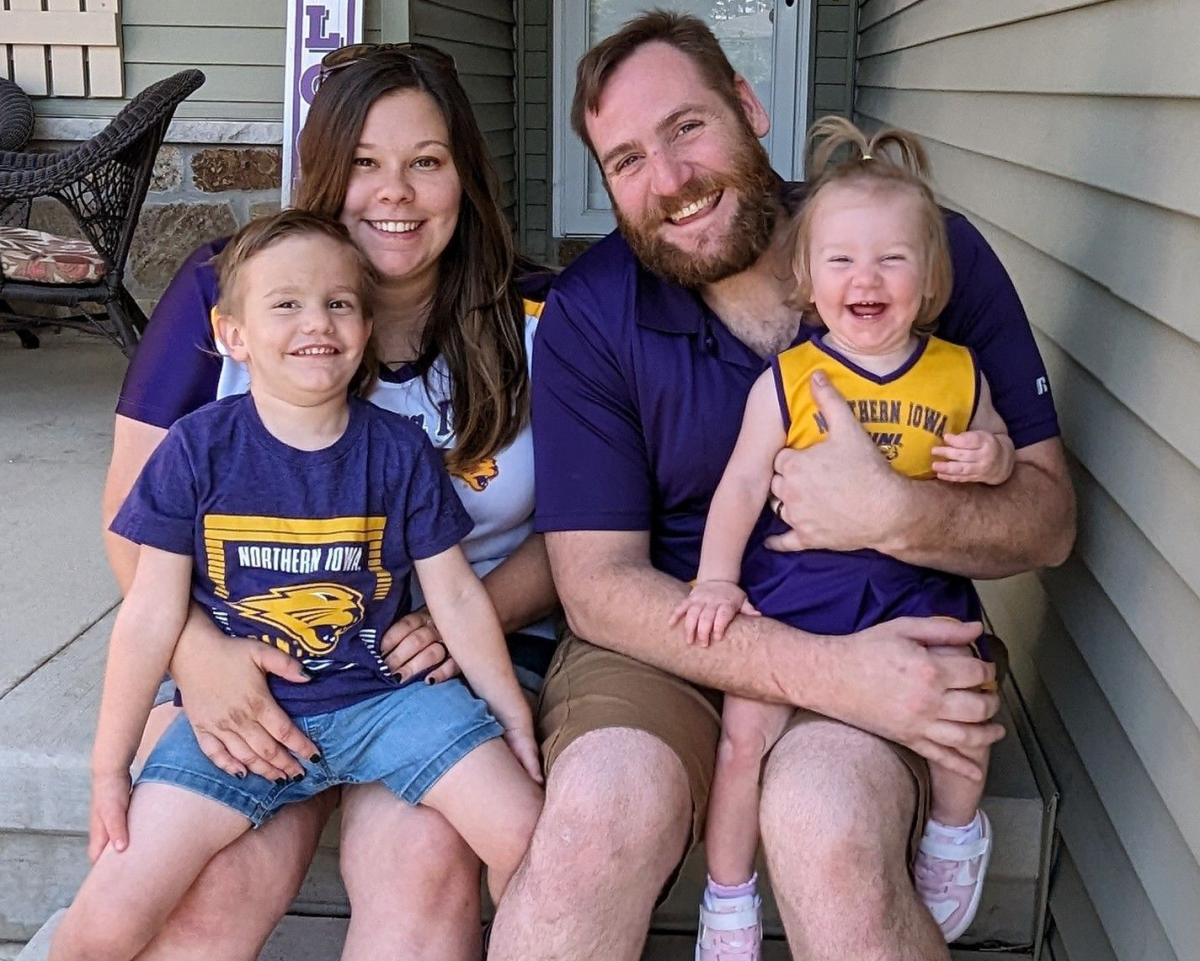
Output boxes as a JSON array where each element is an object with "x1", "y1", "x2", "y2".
[{"x1": 772, "y1": 335, "x2": 979, "y2": 480}]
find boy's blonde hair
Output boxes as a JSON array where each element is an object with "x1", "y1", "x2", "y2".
[
  {"x1": 791, "y1": 117, "x2": 952, "y2": 336},
  {"x1": 213, "y1": 209, "x2": 379, "y2": 396}
]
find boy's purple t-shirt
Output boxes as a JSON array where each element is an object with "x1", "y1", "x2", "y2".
[
  {"x1": 111, "y1": 394, "x2": 474, "y2": 715},
  {"x1": 532, "y1": 206, "x2": 1061, "y2": 597}
]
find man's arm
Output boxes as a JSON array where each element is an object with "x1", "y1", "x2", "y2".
[
  {"x1": 768, "y1": 371, "x2": 1075, "y2": 577},
  {"x1": 548, "y1": 528, "x2": 1004, "y2": 781}
]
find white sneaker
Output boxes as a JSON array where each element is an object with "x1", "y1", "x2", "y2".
[
  {"x1": 695, "y1": 892, "x2": 762, "y2": 961},
  {"x1": 914, "y1": 811, "x2": 993, "y2": 943}
]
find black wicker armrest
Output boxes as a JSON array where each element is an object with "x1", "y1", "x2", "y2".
[{"x1": 0, "y1": 70, "x2": 204, "y2": 199}]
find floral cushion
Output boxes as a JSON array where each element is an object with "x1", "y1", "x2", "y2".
[{"x1": 0, "y1": 226, "x2": 107, "y2": 284}]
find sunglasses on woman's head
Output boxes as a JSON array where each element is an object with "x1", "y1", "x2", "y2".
[{"x1": 316, "y1": 42, "x2": 458, "y2": 90}]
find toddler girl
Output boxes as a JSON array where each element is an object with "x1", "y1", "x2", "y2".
[{"x1": 672, "y1": 117, "x2": 1012, "y2": 959}]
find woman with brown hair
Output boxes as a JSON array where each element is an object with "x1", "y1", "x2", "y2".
[{"x1": 100, "y1": 44, "x2": 556, "y2": 960}]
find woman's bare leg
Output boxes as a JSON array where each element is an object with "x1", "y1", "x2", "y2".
[{"x1": 339, "y1": 782, "x2": 486, "y2": 961}]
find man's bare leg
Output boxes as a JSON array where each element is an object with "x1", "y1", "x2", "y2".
[
  {"x1": 488, "y1": 729, "x2": 692, "y2": 961},
  {"x1": 760, "y1": 719, "x2": 948, "y2": 961}
]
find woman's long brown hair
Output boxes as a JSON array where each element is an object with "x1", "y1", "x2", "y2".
[{"x1": 295, "y1": 51, "x2": 528, "y2": 473}]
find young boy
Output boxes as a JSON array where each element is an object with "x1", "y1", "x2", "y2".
[{"x1": 51, "y1": 210, "x2": 542, "y2": 961}]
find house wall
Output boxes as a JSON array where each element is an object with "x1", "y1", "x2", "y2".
[{"x1": 854, "y1": 2, "x2": 1200, "y2": 960}]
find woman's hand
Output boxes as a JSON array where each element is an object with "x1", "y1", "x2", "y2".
[
  {"x1": 380, "y1": 608, "x2": 461, "y2": 684},
  {"x1": 169, "y1": 615, "x2": 318, "y2": 782}
]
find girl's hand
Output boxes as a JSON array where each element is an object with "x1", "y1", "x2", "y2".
[
  {"x1": 668, "y1": 581, "x2": 760, "y2": 647},
  {"x1": 380, "y1": 609, "x2": 462, "y2": 685},
  {"x1": 88, "y1": 770, "x2": 132, "y2": 862},
  {"x1": 170, "y1": 620, "x2": 317, "y2": 782},
  {"x1": 503, "y1": 727, "x2": 545, "y2": 784},
  {"x1": 931, "y1": 430, "x2": 1015, "y2": 486}
]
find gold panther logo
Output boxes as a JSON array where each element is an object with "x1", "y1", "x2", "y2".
[
  {"x1": 452, "y1": 457, "x2": 500, "y2": 492},
  {"x1": 878, "y1": 443, "x2": 901, "y2": 461},
  {"x1": 230, "y1": 582, "x2": 365, "y2": 657}
]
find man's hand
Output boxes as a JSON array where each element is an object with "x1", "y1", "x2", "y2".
[
  {"x1": 380, "y1": 609, "x2": 461, "y2": 684},
  {"x1": 932, "y1": 430, "x2": 1015, "y2": 486},
  {"x1": 824, "y1": 617, "x2": 1005, "y2": 781},
  {"x1": 88, "y1": 770, "x2": 132, "y2": 862},
  {"x1": 668, "y1": 580, "x2": 760, "y2": 646},
  {"x1": 766, "y1": 370, "x2": 903, "y2": 553}
]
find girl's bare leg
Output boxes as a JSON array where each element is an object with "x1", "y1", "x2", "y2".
[
  {"x1": 705, "y1": 696, "x2": 794, "y2": 884},
  {"x1": 925, "y1": 646, "x2": 989, "y2": 823}
]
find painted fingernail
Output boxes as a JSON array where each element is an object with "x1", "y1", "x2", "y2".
[
  {"x1": 309, "y1": 753, "x2": 322, "y2": 764},
  {"x1": 301, "y1": 666, "x2": 316, "y2": 679},
  {"x1": 394, "y1": 672, "x2": 407, "y2": 684},
  {"x1": 290, "y1": 772, "x2": 305, "y2": 783},
  {"x1": 273, "y1": 777, "x2": 288, "y2": 786},
  {"x1": 235, "y1": 771, "x2": 247, "y2": 780},
  {"x1": 425, "y1": 675, "x2": 438, "y2": 685}
]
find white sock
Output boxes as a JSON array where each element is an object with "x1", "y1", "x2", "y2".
[
  {"x1": 924, "y1": 811, "x2": 984, "y2": 846},
  {"x1": 704, "y1": 873, "x2": 757, "y2": 909}
]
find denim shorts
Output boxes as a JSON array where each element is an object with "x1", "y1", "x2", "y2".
[{"x1": 137, "y1": 679, "x2": 503, "y2": 826}]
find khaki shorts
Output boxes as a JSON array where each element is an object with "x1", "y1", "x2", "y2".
[{"x1": 535, "y1": 630, "x2": 957, "y2": 871}]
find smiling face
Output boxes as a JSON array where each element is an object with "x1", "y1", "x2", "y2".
[
  {"x1": 586, "y1": 42, "x2": 778, "y2": 287},
  {"x1": 218, "y1": 233, "x2": 372, "y2": 406},
  {"x1": 338, "y1": 88, "x2": 462, "y2": 292},
  {"x1": 805, "y1": 182, "x2": 929, "y2": 359}
]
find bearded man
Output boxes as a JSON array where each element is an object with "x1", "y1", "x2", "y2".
[{"x1": 489, "y1": 12, "x2": 1074, "y2": 961}]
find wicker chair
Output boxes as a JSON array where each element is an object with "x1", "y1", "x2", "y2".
[
  {"x1": 0, "y1": 78, "x2": 35, "y2": 152},
  {"x1": 0, "y1": 69, "x2": 204, "y2": 353}
]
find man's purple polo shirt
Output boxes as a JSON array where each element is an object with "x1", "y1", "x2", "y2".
[{"x1": 532, "y1": 208, "x2": 1060, "y2": 583}]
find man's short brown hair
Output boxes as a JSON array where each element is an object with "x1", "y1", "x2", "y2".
[{"x1": 571, "y1": 10, "x2": 742, "y2": 156}]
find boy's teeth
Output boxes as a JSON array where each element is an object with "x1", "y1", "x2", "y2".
[
  {"x1": 669, "y1": 192, "x2": 719, "y2": 223},
  {"x1": 371, "y1": 220, "x2": 420, "y2": 233},
  {"x1": 295, "y1": 346, "x2": 336, "y2": 355}
]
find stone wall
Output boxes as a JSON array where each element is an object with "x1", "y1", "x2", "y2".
[{"x1": 27, "y1": 142, "x2": 283, "y2": 312}]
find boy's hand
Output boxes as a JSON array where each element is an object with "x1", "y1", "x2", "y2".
[
  {"x1": 503, "y1": 727, "x2": 545, "y2": 784},
  {"x1": 88, "y1": 770, "x2": 132, "y2": 862},
  {"x1": 931, "y1": 430, "x2": 1015, "y2": 486},
  {"x1": 668, "y1": 580, "x2": 759, "y2": 647}
]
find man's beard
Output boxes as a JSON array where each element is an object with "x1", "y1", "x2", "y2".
[{"x1": 614, "y1": 131, "x2": 779, "y2": 288}]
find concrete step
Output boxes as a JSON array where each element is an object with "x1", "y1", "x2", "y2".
[
  {"x1": 0, "y1": 612, "x2": 1052, "y2": 949},
  {"x1": 16, "y1": 911, "x2": 1033, "y2": 961}
]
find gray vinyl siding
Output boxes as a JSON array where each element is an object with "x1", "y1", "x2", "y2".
[
  {"x1": 410, "y1": 0, "x2": 517, "y2": 224},
  {"x1": 30, "y1": 0, "x2": 289, "y2": 120},
  {"x1": 811, "y1": 0, "x2": 855, "y2": 121},
  {"x1": 855, "y1": 1, "x2": 1200, "y2": 959},
  {"x1": 517, "y1": 0, "x2": 551, "y2": 264}
]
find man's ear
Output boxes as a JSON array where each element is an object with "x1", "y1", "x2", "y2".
[
  {"x1": 733, "y1": 74, "x2": 770, "y2": 139},
  {"x1": 215, "y1": 311, "x2": 249, "y2": 363}
]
